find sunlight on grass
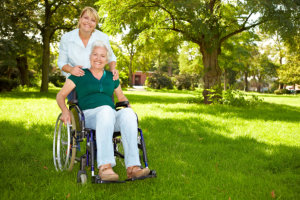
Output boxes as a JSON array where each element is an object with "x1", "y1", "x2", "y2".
[{"x1": 0, "y1": 89, "x2": 299, "y2": 199}]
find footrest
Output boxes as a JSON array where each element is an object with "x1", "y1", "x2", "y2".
[
  {"x1": 126, "y1": 170, "x2": 157, "y2": 181},
  {"x1": 91, "y1": 175, "x2": 126, "y2": 184}
]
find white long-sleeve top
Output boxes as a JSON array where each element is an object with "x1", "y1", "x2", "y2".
[{"x1": 57, "y1": 28, "x2": 117, "y2": 77}]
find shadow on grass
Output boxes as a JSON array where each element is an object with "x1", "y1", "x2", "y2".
[
  {"x1": 139, "y1": 116, "x2": 300, "y2": 199},
  {"x1": 1, "y1": 111, "x2": 300, "y2": 199},
  {"x1": 0, "y1": 89, "x2": 59, "y2": 100},
  {"x1": 159, "y1": 101, "x2": 300, "y2": 123},
  {"x1": 0, "y1": 90, "x2": 190, "y2": 103},
  {"x1": 125, "y1": 93, "x2": 194, "y2": 104},
  {"x1": 0, "y1": 120, "x2": 58, "y2": 199}
]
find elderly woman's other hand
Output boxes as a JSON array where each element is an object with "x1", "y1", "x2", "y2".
[{"x1": 60, "y1": 110, "x2": 72, "y2": 125}]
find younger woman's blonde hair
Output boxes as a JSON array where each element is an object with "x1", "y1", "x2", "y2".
[{"x1": 77, "y1": 7, "x2": 100, "y2": 30}]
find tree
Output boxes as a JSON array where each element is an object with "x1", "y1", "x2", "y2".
[
  {"x1": 0, "y1": 0, "x2": 38, "y2": 86},
  {"x1": 178, "y1": 42, "x2": 203, "y2": 75},
  {"x1": 118, "y1": 28, "x2": 181, "y2": 85},
  {"x1": 251, "y1": 53, "x2": 278, "y2": 92},
  {"x1": 277, "y1": 52, "x2": 300, "y2": 87},
  {"x1": 97, "y1": 0, "x2": 299, "y2": 103},
  {"x1": 1, "y1": 0, "x2": 98, "y2": 92},
  {"x1": 32, "y1": 0, "x2": 85, "y2": 92},
  {"x1": 219, "y1": 31, "x2": 259, "y2": 91}
]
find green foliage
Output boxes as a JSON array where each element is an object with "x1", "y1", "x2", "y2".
[
  {"x1": 174, "y1": 73, "x2": 200, "y2": 90},
  {"x1": 222, "y1": 90, "x2": 263, "y2": 107},
  {"x1": 277, "y1": 53, "x2": 300, "y2": 85},
  {"x1": 206, "y1": 88, "x2": 223, "y2": 104},
  {"x1": 145, "y1": 72, "x2": 173, "y2": 89},
  {"x1": 258, "y1": 0, "x2": 300, "y2": 50},
  {"x1": 208, "y1": 89, "x2": 263, "y2": 107},
  {"x1": 0, "y1": 78, "x2": 18, "y2": 92},
  {"x1": 186, "y1": 90, "x2": 204, "y2": 104},
  {"x1": 274, "y1": 89, "x2": 292, "y2": 95},
  {"x1": 178, "y1": 42, "x2": 203, "y2": 75},
  {"x1": 119, "y1": 71, "x2": 128, "y2": 88},
  {"x1": 219, "y1": 31, "x2": 259, "y2": 89},
  {"x1": 97, "y1": 0, "x2": 299, "y2": 103},
  {"x1": 49, "y1": 71, "x2": 65, "y2": 88}
]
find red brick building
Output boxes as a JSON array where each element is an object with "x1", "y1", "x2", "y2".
[{"x1": 131, "y1": 71, "x2": 153, "y2": 86}]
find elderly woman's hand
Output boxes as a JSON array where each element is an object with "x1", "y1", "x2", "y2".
[
  {"x1": 60, "y1": 110, "x2": 71, "y2": 125},
  {"x1": 70, "y1": 65, "x2": 85, "y2": 77}
]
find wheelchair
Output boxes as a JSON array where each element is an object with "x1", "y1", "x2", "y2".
[{"x1": 53, "y1": 96, "x2": 156, "y2": 184}]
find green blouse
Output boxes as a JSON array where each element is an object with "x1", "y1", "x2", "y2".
[{"x1": 68, "y1": 69, "x2": 120, "y2": 110}]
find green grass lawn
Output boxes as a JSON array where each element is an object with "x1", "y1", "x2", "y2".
[{"x1": 0, "y1": 88, "x2": 299, "y2": 199}]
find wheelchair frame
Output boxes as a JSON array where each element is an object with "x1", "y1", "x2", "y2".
[{"x1": 53, "y1": 101, "x2": 156, "y2": 183}]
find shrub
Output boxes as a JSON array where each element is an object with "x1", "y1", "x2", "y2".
[
  {"x1": 174, "y1": 74, "x2": 198, "y2": 90},
  {"x1": 222, "y1": 90, "x2": 263, "y2": 107},
  {"x1": 274, "y1": 89, "x2": 291, "y2": 95},
  {"x1": 49, "y1": 71, "x2": 65, "y2": 87},
  {"x1": 174, "y1": 74, "x2": 200, "y2": 90},
  {"x1": 146, "y1": 72, "x2": 173, "y2": 89},
  {"x1": 187, "y1": 90, "x2": 204, "y2": 103},
  {"x1": 119, "y1": 71, "x2": 128, "y2": 88},
  {"x1": 208, "y1": 89, "x2": 263, "y2": 107},
  {"x1": 174, "y1": 74, "x2": 191, "y2": 90},
  {"x1": 0, "y1": 78, "x2": 19, "y2": 92}
]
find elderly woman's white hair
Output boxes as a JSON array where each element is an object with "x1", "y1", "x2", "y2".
[{"x1": 90, "y1": 40, "x2": 112, "y2": 61}]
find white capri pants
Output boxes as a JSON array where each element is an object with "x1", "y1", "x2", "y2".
[{"x1": 83, "y1": 106, "x2": 141, "y2": 168}]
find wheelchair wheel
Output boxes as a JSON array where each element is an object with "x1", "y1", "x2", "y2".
[{"x1": 53, "y1": 112, "x2": 77, "y2": 171}]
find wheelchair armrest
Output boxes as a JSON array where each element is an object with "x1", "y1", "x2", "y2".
[
  {"x1": 67, "y1": 99, "x2": 78, "y2": 105},
  {"x1": 67, "y1": 90, "x2": 78, "y2": 105},
  {"x1": 115, "y1": 101, "x2": 129, "y2": 109}
]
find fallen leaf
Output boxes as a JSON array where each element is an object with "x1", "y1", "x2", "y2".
[
  {"x1": 229, "y1": 197, "x2": 231, "y2": 200},
  {"x1": 271, "y1": 190, "x2": 276, "y2": 198},
  {"x1": 43, "y1": 166, "x2": 48, "y2": 170},
  {"x1": 66, "y1": 193, "x2": 70, "y2": 198}
]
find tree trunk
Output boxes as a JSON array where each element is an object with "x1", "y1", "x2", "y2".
[
  {"x1": 40, "y1": 1, "x2": 52, "y2": 92},
  {"x1": 168, "y1": 58, "x2": 173, "y2": 76},
  {"x1": 224, "y1": 69, "x2": 227, "y2": 91},
  {"x1": 257, "y1": 76, "x2": 261, "y2": 93},
  {"x1": 278, "y1": 83, "x2": 284, "y2": 89},
  {"x1": 16, "y1": 55, "x2": 30, "y2": 86},
  {"x1": 40, "y1": 30, "x2": 51, "y2": 92},
  {"x1": 128, "y1": 54, "x2": 133, "y2": 87},
  {"x1": 200, "y1": 48, "x2": 222, "y2": 104},
  {"x1": 244, "y1": 71, "x2": 248, "y2": 91}
]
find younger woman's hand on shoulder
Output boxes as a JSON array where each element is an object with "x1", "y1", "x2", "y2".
[
  {"x1": 70, "y1": 65, "x2": 85, "y2": 76},
  {"x1": 111, "y1": 69, "x2": 119, "y2": 80}
]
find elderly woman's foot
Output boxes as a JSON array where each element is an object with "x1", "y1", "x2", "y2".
[
  {"x1": 99, "y1": 164, "x2": 119, "y2": 181},
  {"x1": 127, "y1": 166, "x2": 150, "y2": 179}
]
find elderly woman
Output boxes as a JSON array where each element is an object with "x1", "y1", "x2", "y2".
[
  {"x1": 56, "y1": 40, "x2": 150, "y2": 181},
  {"x1": 57, "y1": 7, "x2": 118, "y2": 101}
]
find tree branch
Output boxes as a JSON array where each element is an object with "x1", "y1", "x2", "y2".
[
  {"x1": 220, "y1": 20, "x2": 265, "y2": 44},
  {"x1": 242, "y1": 12, "x2": 253, "y2": 27}
]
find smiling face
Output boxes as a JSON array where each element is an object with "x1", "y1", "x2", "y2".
[
  {"x1": 90, "y1": 46, "x2": 108, "y2": 70},
  {"x1": 79, "y1": 11, "x2": 97, "y2": 33}
]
